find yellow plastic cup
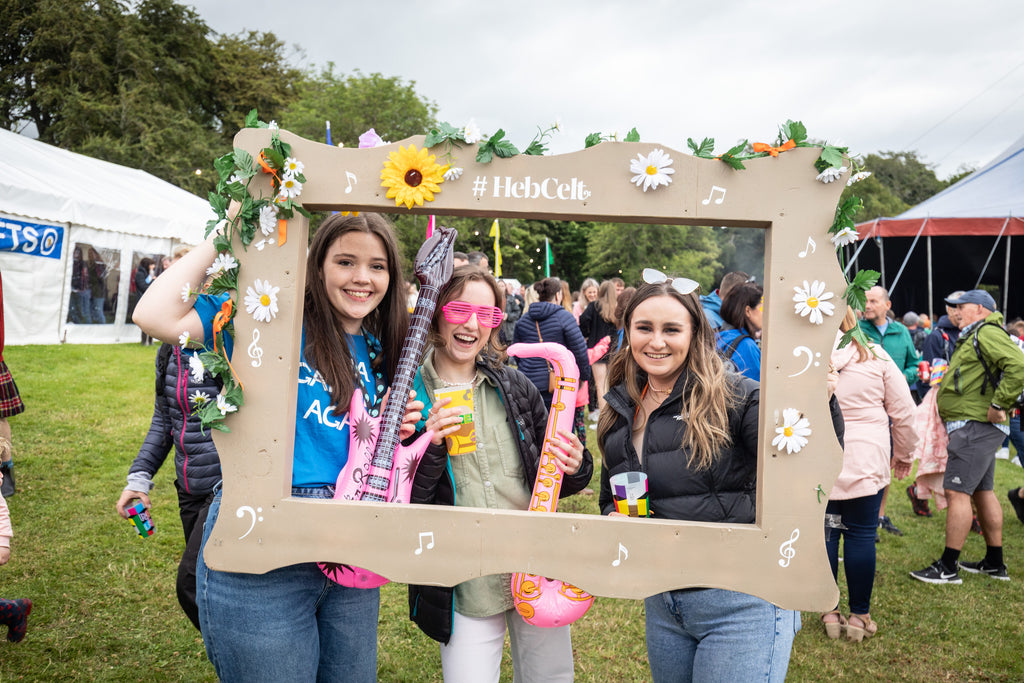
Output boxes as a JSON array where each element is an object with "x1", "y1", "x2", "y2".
[{"x1": 433, "y1": 385, "x2": 476, "y2": 455}]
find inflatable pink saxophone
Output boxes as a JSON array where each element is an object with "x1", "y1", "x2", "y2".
[
  {"x1": 506, "y1": 342, "x2": 594, "y2": 627},
  {"x1": 318, "y1": 226, "x2": 456, "y2": 588}
]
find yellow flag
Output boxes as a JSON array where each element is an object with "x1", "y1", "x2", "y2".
[{"x1": 489, "y1": 218, "x2": 502, "y2": 276}]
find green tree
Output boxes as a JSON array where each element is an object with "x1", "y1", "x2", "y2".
[
  {"x1": 281, "y1": 66, "x2": 437, "y2": 147},
  {"x1": 585, "y1": 223, "x2": 721, "y2": 290}
]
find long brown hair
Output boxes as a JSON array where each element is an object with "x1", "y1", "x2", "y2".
[
  {"x1": 596, "y1": 280, "x2": 617, "y2": 323},
  {"x1": 427, "y1": 266, "x2": 507, "y2": 367},
  {"x1": 303, "y1": 213, "x2": 408, "y2": 406},
  {"x1": 597, "y1": 281, "x2": 735, "y2": 470},
  {"x1": 840, "y1": 306, "x2": 871, "y2": 362}
]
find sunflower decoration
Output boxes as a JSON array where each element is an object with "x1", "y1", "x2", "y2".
[{"x1": 380, "y1": 144, "x2": 446, "y2": 209}]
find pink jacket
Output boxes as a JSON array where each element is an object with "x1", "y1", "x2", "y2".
[{"x1": 829, "y1": 341, "x2": 920, "y2": 500}]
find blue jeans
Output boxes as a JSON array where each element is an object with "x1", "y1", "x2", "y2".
[
  {"x1": 1009, "y1": 414, "x2": 1024, "y2": 468},
  {"x1": 644, "y1": 588, "x2": 799, "y2": 682},
  {"x1": 197, "y1": 488, "x2": 379, "y2": 682},
  {"x1": 825, "y1": 489, "x2": 884, "y2": 615}
]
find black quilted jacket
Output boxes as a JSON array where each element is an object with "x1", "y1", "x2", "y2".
[
  {"x1": 408, "y1": 359, "x2": 594, "y2": 644},
  {"x1": 127, "y1": 344, "x2": 222, "y2": 496}
]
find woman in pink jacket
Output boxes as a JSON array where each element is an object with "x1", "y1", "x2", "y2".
[{"x1": 822, "y1": 307, "x2": 919, "y2": 642}]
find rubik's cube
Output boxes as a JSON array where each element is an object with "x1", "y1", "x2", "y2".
[{"x1": 125, "y1": 501, "x2": 155, "y2": 538}]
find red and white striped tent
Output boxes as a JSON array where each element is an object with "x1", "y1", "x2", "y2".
[{"x1": 850, "y1": 133, "x2": 1024, "y2": 320}]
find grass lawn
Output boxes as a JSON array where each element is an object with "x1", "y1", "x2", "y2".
[{"x1": 0, "y1": 343, "x2": 1022, "y2": 681}]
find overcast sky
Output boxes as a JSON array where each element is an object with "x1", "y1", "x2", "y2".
[{"x1": 184, "y1": 0, "x2": 1024, "y2": 179}]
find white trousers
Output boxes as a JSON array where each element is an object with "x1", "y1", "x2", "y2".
[{"x1": 440, "y1": 609, "x2": 574, "y2": 683}]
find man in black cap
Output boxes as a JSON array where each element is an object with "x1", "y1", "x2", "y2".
[{"x1": 911, "y1": 289, "x2": 1024, "y2": 584}]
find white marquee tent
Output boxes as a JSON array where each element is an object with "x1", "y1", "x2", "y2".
[{"x1": 0, "y1": 128, "x2": 213, "y2": 344}]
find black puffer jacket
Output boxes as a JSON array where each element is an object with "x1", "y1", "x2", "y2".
[
  {"x1": 599, "y1": 372, "x2": 845, "y2": 522},
  {"x1": 126, "y1": 344, "x2": 222, "y2": 496},
  {"x1": 408, "y1": 358, "x2": 594, "y2": 644},
  {"x1": 599, "y1": 370, "x2": 760, "y2": 522}
]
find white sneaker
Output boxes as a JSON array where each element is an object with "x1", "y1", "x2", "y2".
[{"x1": 996, "y1": 447, "x2": 1010, "y2": 460}]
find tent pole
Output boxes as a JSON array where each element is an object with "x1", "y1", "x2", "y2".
[
  {"x1": 927, "y1": 235, "x2": 933, "y2": 322},
  {"x1": 846, "y1": 218, "x2": 878, "y2": 275},
  {"x1": 974, "y1": 216, "x2": 1011, "y2": 289},
  {"x1": 878, "y1": 237, "x2": 885, "y2": 288},
  {"x1": 888, "y1": 218, "x2": 928, "y2": 296},
  {"x1": 1003, "y1": 233, "x2": 1011, "y2": 314}
]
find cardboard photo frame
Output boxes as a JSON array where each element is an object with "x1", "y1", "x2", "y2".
[{"x1": 204, "y1": 128, "x2": 845, "y2": 611}]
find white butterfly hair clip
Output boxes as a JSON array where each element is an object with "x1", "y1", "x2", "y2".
[{"x1": 641, "y1": 268, "x2": 700, "y2": 295}]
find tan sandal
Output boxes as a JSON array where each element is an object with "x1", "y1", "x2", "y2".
[
  {"x1": 820, "y1": 610, "x2": 846, "y2": 640},
  {"x1": 845, "y1": 613, "x2": 877, "y2": 642}
]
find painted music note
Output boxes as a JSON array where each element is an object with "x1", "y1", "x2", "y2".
[
  {"x1": 248, "y1": 329, "x2": 264, "y2": 368},
  {"x1": 345, "y1": 171, "x2": 357, "y2": 194},
  {"x1": 236, "y1": 505, "x2": 263, "y2": 540},
  {"x1": 701, "y1": 185, "x2": 727, "y2": 205},
  {"x1": 778, "y1": 528, "x2": 800, "y2": 567},
  {"x1": 611, "y1": 543, "x2": 629, "y2": 567},
  {"x1": 798, "y1": 236, "x2": 816, "y2": 258},
  {"x1": 414, "y1": 531, "x2": 435, "y2": 555},
  {"x1": 787, "y1": 346, "x2": 821, "y2": 377}
]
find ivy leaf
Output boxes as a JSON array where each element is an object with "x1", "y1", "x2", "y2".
[
  {"x1": 818, "y1": 145, "x2": 846, "y2": 170},
  {"x1": 475, "y1": 129, "x2": 518, "y2": 163},
  {"x1": 425, "y1": 121, "x2": 465, "y2": 148},
  {"x1": 208, "y1": 191, "x2": 228, "y2": 218},
  {"x1": 475, "y1": 146, "x2": 493, "y2": 164},
  {"x1": 584, "y1": 132, "x2": 604, "y2": 148},
  {"x1": 524, "y1": 140, "x2": 547, "y2": 156},
  {"x1": 844, "y1": 269, "x2": 880, "y2": 310},
  {"x1": 234, "y1": 148, "x2": 255, "y2": 174},
  {"x1": 261, "y1": 146, "x2": 285, "y2": 171},
  {"x1": 244, "y1": 109, "x2": 260, "y2": 129},
  {"x1": 624, "y1": 127, "x2": 640, "y2": 143},
  {"x1": 831, "y1": 195, "x2": 864, "y2": 233},
  {"x1": 687, "y1": 137, "x2": 715, "y2": 157},
  {"x1": 214, "y1": 152, "x2": 236, "y2": 183},
  {"x1": 718, "y1": 140, "x2": 749, "y2": 170},
  {"x1": 780, "y1": 119, "x2": 807, "y2": 144}
]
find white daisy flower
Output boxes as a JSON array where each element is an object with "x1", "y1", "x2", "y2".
[
  {"x1": 255, "y1": 238, "x2": 275, "y2": 251},
  {"x1": 205, "y1": 253, "x2": 238, "y2": 277},
  {"x1": 228, "y1": 173, "x2": 243, "y2": 185},
  {"x1": 189, "y1": 355, "x2": 205, "y2": 383},
  {"x1": 629, "y1": 149, "x2": 675, "y2": 192},
  {"x1": 179, "y1": 331, "x2": 191, "y2": 348},
  {"x1": 463, "y1": 119, "x2": 483, "y2": 144},
  {"x1": 244, "y1": 279, "x2": 280, "y2": 323},
  {"x1": 258, "y1": 204, "x2": 279, "y2": 236},
  {"x1": 181, "y1": 283, "x2": 195, "y2": 303},
  {"x1": 190, "y1": 391, "x2": 211, "y2": 408},
  {"x1": 793, "y1": 280, "x2": 836, "y2": 325},
  {"x1": 282, "y1": 157, "x2": 304, "y2": 178},
  {"x1": 815, "y1": 166, "x2": 848, "y2": 183},
  {"x1": 443, "y1": 166, "x2": 464, "y2": 182},
  {"x1": 830, "y1": 226, "x2": 859, "y2": 248},
  {"x1": 216, "y1": 393, "x2": 238, "y2": 416},
  {"x1": 553, "y1": 117, "x2": 563, "y2": 133},
  {"x1": 268, "y1": 120, "x2": 279, "y2": 131},
  {"x1": 772, "y1": 408, "x2": 812, "y2": 454},
  {"x1": 279, "y1": 176, "x2": 302, "y2": 199},
  {"x1": 847, "y1": 171, "x2": 872, "y2": 186}
]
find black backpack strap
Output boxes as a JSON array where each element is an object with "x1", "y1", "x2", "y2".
[
  {"x1": 724, "y1": 330, "x2": 751, "y2": 359},
  {"x1": 972, "y1": 322, "x2": 1006, "y2": 395}
]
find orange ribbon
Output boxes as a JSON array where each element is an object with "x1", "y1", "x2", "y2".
[
  {"x1": 257, "y1": 151, "x2": 279, "y2": 179},
  {"x1": 278, "y1": 218, "x2": 288, "y2": 246},
  {"x1": 752, "y1": 139, "x2": 796, "y2": 157},
  {"x1": 212, "y1": 299, "x2": 244, "y2": 391}
]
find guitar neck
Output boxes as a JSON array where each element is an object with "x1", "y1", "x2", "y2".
[{"x1": 371, "y1": 285, "x2": 439, "y2": 467}]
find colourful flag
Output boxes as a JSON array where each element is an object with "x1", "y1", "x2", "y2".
[
  {"x1": 427, "y1": 215, "x2": 435, "y2": 239},
  {"x1": 489, "y1": 219, "x2": 502, "y2": 276},
  {"x1": 325, "y1": 120, "x2": 332, "y2": 146},
  {"x1": 545, "y1": 237, "x2": 552, "y2": 278}
]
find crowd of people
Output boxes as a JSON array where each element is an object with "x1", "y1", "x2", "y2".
[{"x1": 84, "y1": 213, "x2": 1023, "y2": 680}]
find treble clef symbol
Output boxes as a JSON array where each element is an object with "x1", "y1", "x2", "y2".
[
  {"x1": 248, "y1": 329, "x2": 264, "y2": 368},
  {"x1": 778, "y1": 528, "x2": 800, "y2": 567}
]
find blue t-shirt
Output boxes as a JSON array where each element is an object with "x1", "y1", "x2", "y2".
[{"x1": 195, "y1": 294, "x2": 385, "y2": 487}]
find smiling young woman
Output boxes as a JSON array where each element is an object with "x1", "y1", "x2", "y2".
[{"x1": 595, "y1": 274, "x2": 799, "y2": 682}]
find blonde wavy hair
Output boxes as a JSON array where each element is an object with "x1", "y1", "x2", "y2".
[
  {"x1": 597, "y1": 281, "x2": 736, "y2": 471},
  {"x1": 840, "y1": 306, "x2": 871, "y2": 362}
]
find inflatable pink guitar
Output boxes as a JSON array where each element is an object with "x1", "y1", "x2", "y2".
[
  {"x1": 506, "y1": 342, "x2": 595, "y2": 627},
  {"x1": 318, "y1": 225, "x2": 457, "y2": 588}
]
